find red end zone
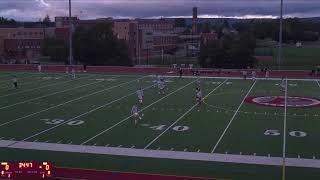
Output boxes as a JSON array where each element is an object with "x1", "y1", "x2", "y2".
[{"x1": 245, "y1": 96, "x2": 320, "y2": 108}]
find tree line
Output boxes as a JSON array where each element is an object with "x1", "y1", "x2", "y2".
[{"x1": 42, "y1": 24, "x2": 131, "y2": 66}]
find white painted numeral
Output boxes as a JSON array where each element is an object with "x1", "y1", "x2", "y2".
[
  {"x1": 264, "y1": 130, "x2": 281, "y2": 136},
  {"x1": 45, "y1": 119, "x2": 64, "y2": 125},
  {"x1": 149, "y1": 125, "x2": 166, "y2": 131},
  {"x1": 264, "y1": 130, "x2": 307, "y2": 137},
  {"x1": 172, "y1": 126, "x2": 189, "y2": 132},
  {"x1": 67, "y1": 120, "x2": 84, "y2": 126},
  {"x1": 289, "y1": 131, "x2": 307, "y2": 137},
  {"x1": 44, "y1": 119, "x2": 84, "y2": 126}
]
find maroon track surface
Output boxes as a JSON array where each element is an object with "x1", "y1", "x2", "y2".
[
  {"x1": 0, "y1": 64, "x2": 318, "y2": 79},
  {"x1": 50, "y1": 167, "x2": 218, "y2": 180}
]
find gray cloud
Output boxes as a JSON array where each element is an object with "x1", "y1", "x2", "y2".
[{"x1": 0, "y1": 0, "x2": 319, "y2": 21}]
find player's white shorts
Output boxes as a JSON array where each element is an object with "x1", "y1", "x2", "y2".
[{"x1": 133, "y1": 113, "x2": 139, "y2": 118}]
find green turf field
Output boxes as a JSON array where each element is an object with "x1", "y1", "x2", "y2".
[
  {"x1": 255, "y1": 47, "x2": 320, "y2": 70},
  {"x1": 0, "y1": 71, "x2": 320, "y2": 180}
]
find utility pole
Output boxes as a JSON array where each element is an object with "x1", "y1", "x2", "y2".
[
  {"x1": 68, "y1": 0, "x2": 73, "y2": 66},
  {"x1": 278, "y1": 0, "x2": 284, "y2": 70}
]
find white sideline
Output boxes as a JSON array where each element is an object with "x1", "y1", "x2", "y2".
[
  {"x1": 0, "y1": 80, "x2": 102, "y2": 110},
  {"x1": 0, "y1": 76, "x2": 146, "y2": 127},
  {"x1": 211, "y1": 80, "x2": 257, "y2": 153},
  {"x1": 154, "y1": 75, "x2": 319, "y2": 82},
  {"x1": 1, "y1": 140, "x2": 320, "y2": 169},
  {"x1": 0, "y1": 74, "x2": 93, "y2": 98},
  {"x1": 6, "y1": 82, "x2": 156, "y2": 147},
  {"x1": 144, "y1": 79, "x2": 228, "y2": 149},
  {"x1": 81, "y1": 79, "x2": 197, "y2": 145}
]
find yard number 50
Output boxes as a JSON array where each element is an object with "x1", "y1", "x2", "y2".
[{"x1": 264, "y1": 130, "x2": 307, "y2": 137}]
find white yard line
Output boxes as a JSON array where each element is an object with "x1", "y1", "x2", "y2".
[
  {"x1": 0, "y1": 76, "x2": 146, "y2": 127},
  {"x1": 0, "y1": 81, "x2": 102, "y2": 110},
  {"x1": 2, "y1": 140, "x2": 320, "y2": 169},
  {"x1": 316, "y1": 80, "x2": 320, "y2": 88},
  {"x1": 6, "y1": 82, "x2": 155, "y2": 147},
  {"x1": 0, "y1": 74, "x2": 94, "y2": 98},
  {"x1": 210, "y1": 80, "x2": 257, "y2": 153},
  {"x1": 144, "y1": 79, "x2": 228, "y2": 149},
  {"x1": 282, "y1": 79, "x2": 288, "y2": 180},
  {"x1": 80, "y1": 80, "x2": 197, "y2": 145}
]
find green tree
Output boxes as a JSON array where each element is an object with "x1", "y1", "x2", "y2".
[
  {"x1": 0, "y1": 17, "x2": 17, "y2": 26},
  {"x1": 42, "y1": 14, "x2": 51, "y2": 27},
  {"x1": 73, "y1": 24, "x2": 131, "y2": 66},
  {"x1": 42, "y1": 38, "x2": 68, "y2": 62},
  {"x1": 198, "y1": 32, "x2": 256, "y2": 68},
  {"x1": 174, "y1": 18, "x2": 186, "y2": 27}
]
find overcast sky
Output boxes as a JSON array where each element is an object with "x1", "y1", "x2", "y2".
[{"x1": 0, "y1": 0, "x2": 319, "y2": 21}]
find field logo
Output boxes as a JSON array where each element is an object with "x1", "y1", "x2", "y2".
[{"x1": 245, "y1": 96, "x2": 320, "y2": 108}]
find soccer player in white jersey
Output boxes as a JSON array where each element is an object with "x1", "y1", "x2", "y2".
[
  {"x1": 252, "y1": 70, "x2": 256, "y2": 81},
  {"x1": 71, "y1": 67, "x2": 76, "y2": 79},
  {"x1": 196, "y1": 87, "x2": 202, "y2": 106},
  {"x1": 37, "y1": 64, "x2": 42, "y2": 73},
  {"x1": 280, "y1": 77, "x2": 286, "y2": 92},
  {"x1": 158, "y1": 79, "x2": 166, "y2": 94},
  {"x1": 131, "y1": 105, "x2": 141, "y2": 127},
  {"x1": 242, "y1": 70, "x2": 247, "y2": 80},
  {"x1": 12, "y1": 75, "x2": 18, "y2": 89},
  {"x1": 137, "y1": 88, "x2": 144, "y2": 105},
  {"x1": 196, "y1": 77, "x2": 201, "y2": 88},
  {"x1": 265, "y1": 70, "x2": 270, "y2": 79}
]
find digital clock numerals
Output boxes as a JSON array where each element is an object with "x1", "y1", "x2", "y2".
[{"x1": 19, "y1": 162, "x2": 33, "y2": 169}]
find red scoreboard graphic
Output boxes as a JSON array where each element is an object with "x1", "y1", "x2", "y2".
[{"x1": 0, "y1": 162, "x2": 53, "y2": 179}]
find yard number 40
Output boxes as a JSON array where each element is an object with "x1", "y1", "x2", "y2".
[{"x1": 264, "y1": 130, "x2": 307, "y2": 137}]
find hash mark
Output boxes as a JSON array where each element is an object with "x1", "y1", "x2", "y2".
[
  {"x1": 157, "y1": 147, "x2": 161, "y2": 150},
  {"x1": 170, "y1": 148, "x2": 174, "y2": 151},
  {"x1": 197, "y1": 149, "x2": 200, "y2": 152},
  {"x1": 118, "y1": 145, "x2": 122, "y2": 148},
  {"x1": 105, "y1": 144, "x2": 109, "y2": 147},
  {"x1": 131, "y1": 145, "x2": 135, "y2": 148},
  {"x1": 184, "y1": 148, "x2": 187, "y2": 152}
]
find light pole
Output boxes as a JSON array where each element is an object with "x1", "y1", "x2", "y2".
[
  {"x1": 68, "y1": 0, "x2": 73, "y2": 66},
  {"x1": 278, "y1": 0, "x2": 283, "y2": 70}
]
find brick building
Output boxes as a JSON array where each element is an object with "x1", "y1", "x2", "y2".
[
  {"x1": 0, "y1": 27, "x2": 44, "y2": 60},
  {"x1": 113, "y1": 20, "x2": 138, "y2": 58}
]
